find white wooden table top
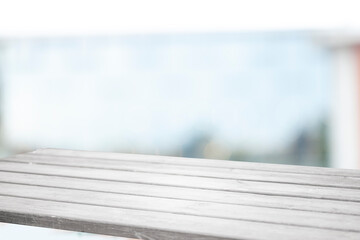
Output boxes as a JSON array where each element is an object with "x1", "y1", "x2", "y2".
[{"x1": 0, "y1": 149, "x2": 359, "y2": 240}]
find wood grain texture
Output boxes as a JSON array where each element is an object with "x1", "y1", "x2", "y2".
[
  {"x1": 0, "y1": 171, "x2": 359, "y2": 216},
  {"x1": 1, "y1": 182, "x2": 360, "y2": 232},
  {"x1": 0, "y1": 148, "x2": 359, "y2": 240},
  {"x1": 4, "y1": 154, "x2": 360, "y2": 189},
  {"x1": 33, "y1": 148, "x2": 360, "y2": 177}
]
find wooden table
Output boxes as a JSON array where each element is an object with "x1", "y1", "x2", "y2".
[{"x1": 0, "y1": 149, "x2": 359, "y2": 240}]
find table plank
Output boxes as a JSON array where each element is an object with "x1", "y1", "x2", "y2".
[
  {"x1": 1, "y1": 182, "x2": 359, "y2": 232},
  {"x1": 0, "y1": 160, "x2": 359, "y2": 191},
  {"x1": 0, "y1": 171, "x2": 359, "y2": 216},
  {"x1": 33, "y1": 148, "x2": 360, "y2": 177},
  {"x1": 5, "y1": 154, "x2": 360, "y2": 189},
  {"x1": 0, "y1": 149, "x2": 359, "y2": 239},
  {"x1": 1, "y1": 195, "x2": 359, "y2": 240}
]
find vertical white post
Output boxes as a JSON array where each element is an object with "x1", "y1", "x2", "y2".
[{"x1": 330, "y1": 47, "x2": 360, "y2": 169}]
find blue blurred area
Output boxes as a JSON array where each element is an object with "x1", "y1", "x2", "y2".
[
  {"x1": 0, "y1": 223, "x2": 128, "y2": 240},
  {"x1": 0, "y1": 31, "x2": 331, "y2": 166}
]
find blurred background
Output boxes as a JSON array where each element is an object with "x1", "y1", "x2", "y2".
[
  {"x1": 0, "y1": 0, "x2": 358, "y2": 170},
  {"x1": 1, "y1": 0, "x2": 360, "y2": 239}
]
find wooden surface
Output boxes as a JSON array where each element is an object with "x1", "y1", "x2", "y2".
[{"x1": 0, "y1": 149, "x2": 359, "y2": 239}]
